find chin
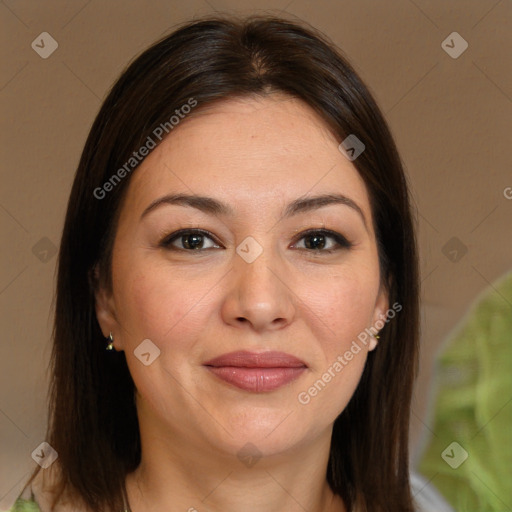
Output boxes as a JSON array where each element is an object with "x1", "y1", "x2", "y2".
[{"x1": 206, "y1": 408, "x2": 312, "y2": 456}]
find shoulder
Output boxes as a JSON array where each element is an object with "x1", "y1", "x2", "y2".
[
  {"x1": 3, "y1": 481, "x2": 41, "y2": 512},
  {"x1": 4, "y1": 466, "x2": 87, "y2": 512},
  {"x1": 3, "y1": 494, "x2": 41, "y2": 512}
]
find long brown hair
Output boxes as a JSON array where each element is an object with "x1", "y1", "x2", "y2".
[{"x1": 23, "y1": 13, "x2": 419, "y2": 512}]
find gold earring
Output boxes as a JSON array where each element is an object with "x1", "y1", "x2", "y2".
[
  {"x1": 106, "y1": 332, "x2": 114, "y2": 351},
  {"x1": 374, "y1": 333, "x2": 380, "y2": 340}
]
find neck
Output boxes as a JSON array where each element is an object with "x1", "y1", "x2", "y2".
[{"x1": 125, "y1": 400, "x2": 345, "y2": 512}]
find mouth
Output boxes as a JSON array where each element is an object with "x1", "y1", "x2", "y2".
[{"x1": 203, "y1": 350, "x2": 308, "y2": 393}]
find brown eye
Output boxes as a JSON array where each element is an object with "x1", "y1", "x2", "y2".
[
  {"x1": 293, "y1": 229, "x2": 353, "y2": 253},
  {"x1": 161, "y1": 229, "x2": 221, "y2": 251},
  {"x1": 159, "y1": 228, "x2": 352, "y2": 254}
]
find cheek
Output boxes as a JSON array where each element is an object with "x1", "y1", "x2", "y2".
[
  {"x1": 113, "y1": 259, "x2": 214, "y2": 348},
  {"x1": 303, "y1": 264, "x2": 379, "y2": 355},
  {"x1": 295, "y1": 269, "x2": 377, "y2": 418}
]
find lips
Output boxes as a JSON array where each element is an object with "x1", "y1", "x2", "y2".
[
  {"x1": 203, "y1": 351, "x2": 307, "y2": 392},
  {"x1": 204, "y1": 350, "x2": 307, "y2": 368}
]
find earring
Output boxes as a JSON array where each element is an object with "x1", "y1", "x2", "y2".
[
  {"x1": 106, "y1": 332, "x2": 114, "y2": 351},
  {"x1": 369, "y1": 331, "x2": 379, "y2": 351}
]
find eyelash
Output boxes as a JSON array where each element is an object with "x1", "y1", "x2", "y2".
[{"x1": 159, "y1": 228, "x2": 353, "y2": 254}]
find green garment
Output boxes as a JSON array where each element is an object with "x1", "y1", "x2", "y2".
[
  {"x1": 5, "y1": 497, "x2": 40, "y2": 512},
  {"x1": 418, "y1": 271, "x2": 512, "y2": 511}
]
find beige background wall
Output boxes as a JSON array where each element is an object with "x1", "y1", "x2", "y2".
[{"x1": 1, "y1": 0, "x2": 511, "y2": 508}]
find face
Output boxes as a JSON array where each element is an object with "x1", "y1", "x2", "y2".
[{"x1": 95, "y1": 94, "x2": 388, "y2": 460}]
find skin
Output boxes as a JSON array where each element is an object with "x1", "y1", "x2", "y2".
[{"x1": 95, "y1": 93, "x2": 388, "y2": 512}]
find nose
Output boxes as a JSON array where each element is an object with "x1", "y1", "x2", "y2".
[{"x1": 220, "y1": 245, "x2": 297, "y2": 333}]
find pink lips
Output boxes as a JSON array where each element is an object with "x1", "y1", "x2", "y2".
[{"x1": 203, "y1": 350, "x2": 307, "y2": 392}]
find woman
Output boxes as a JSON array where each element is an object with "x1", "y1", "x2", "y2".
[{"x1": 8, "y1": 13, "x2": 420, "y2": 512}]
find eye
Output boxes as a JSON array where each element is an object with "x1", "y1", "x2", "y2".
[
  {"x1": 159, "y1": 228, "x2": 352, "y2": 254},
  {"x1": 160, "y1": 229, "x2": 222, "y2": 251},
  {"x1": 292, "y1": 229, "x2": 353, "y2": 253}
]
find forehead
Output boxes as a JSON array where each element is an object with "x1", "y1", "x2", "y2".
[{"x1": 122, "y1": 94, "x2": 371, "y2": 222}]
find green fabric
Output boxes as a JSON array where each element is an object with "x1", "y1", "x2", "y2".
[
  {"x1": 5, "y1": 497, "x2": 41, "y2": 512},
  {"x1": 418, "y1": 271, "x2": 512, "y2": 512}
]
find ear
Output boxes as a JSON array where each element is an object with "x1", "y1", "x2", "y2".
[
  {"x1": 368, "y1": 280, "x2": 390, "y2": 352},
  {"x1": 92, "y1": 264, "x2": 123, "y2": 351}
]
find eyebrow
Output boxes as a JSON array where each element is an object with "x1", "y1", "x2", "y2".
[{"x1": 140, "y1": 193, "x2": 368, "y2": 229}]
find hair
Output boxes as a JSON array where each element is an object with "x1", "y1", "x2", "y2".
[{"x1": 23, "y1": 13, "x2": 419, "y2": 512}]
